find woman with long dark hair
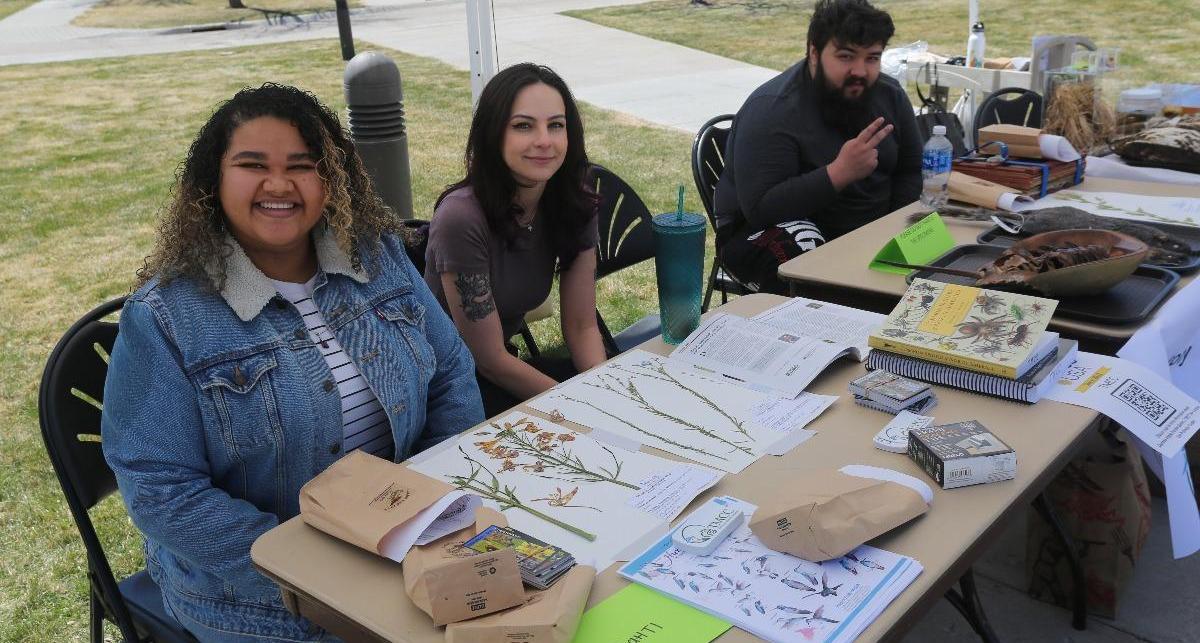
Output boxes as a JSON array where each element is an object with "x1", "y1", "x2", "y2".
[
  {"x1": 425, "y1": 63, "x2": 605, "y2": 415},
  {"x1": 102, "y1": 83, "x2": 483, "y2": 641}
]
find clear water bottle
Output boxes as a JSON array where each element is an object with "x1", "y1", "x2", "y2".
[{"x1": 921, "y1": 125, "x2": 953, "y2": 208}]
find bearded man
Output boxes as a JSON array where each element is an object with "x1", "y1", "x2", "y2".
[{"x1": 712, "y1": 0, "x2": 922, "y2": 294}]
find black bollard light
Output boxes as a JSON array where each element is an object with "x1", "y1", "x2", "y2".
[{"x1": 344, "y1": 52, "x2": 413, "y2": 220}]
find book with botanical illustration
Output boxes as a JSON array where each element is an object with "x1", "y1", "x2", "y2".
[{"x1": 868, "y1": 279, "x2": 1058, "y2": 379}]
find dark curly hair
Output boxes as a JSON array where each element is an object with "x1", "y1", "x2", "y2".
[
  {"x1": 807, "y1": 0, "x2": 895, "y2": 55},
  {"x1": 137, "y1": 83, "x2": 400, "y2": 290},
  {"x1": 436, "y1": 63, "x2": 596, "y2": 271}
]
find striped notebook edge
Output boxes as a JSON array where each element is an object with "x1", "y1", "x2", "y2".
[{"x1": 865, "y1": 340, "x2": 1078, "y2": 404}]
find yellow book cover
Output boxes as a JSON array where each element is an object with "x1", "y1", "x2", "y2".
[{"x1": 868, "y1": 279, "x2": 1059, "y2": 378}]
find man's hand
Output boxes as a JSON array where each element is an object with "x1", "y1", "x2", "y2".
[{"x1": 827, "y1": 117, "x2": 894, "y2": 191}]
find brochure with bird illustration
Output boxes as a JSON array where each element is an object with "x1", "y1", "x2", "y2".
[
  {"x1": 868, "y1": 279, "x2": 1059, "y2": 379},
  {"x1": 619, "y1": 497, "x2": 922, "y2": 643}
]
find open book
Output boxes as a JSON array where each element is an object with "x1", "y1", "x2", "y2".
[{"x1": 671, "y1": 298, "x2": 885, "y2": 398}]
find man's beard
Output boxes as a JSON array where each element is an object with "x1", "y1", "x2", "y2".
[{"x1": 814, "y1": 59, "x2": 877, "y2": 137}]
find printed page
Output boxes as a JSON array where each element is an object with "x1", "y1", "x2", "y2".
[
  {"x1": 1044, "y1": 352, "x2": 1200, "y2": 458},
  {"x1": 620, "y1": 497, "x2": 922, "y2": 643},
  {"x1": 751, "y1": 297, "x2": 885, "y2": 357},
  {"x1": 671, "y1": 313, "x2": 859, "y2": 398}
]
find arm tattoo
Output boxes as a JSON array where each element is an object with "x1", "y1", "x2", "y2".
[{"x1": 454, "y1": 273, "x2": 496, "y2": 322}]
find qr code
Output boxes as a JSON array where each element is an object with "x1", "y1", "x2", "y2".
[{"x1": 1112, "y1": 379, "x2": 1176, "y2": 427}]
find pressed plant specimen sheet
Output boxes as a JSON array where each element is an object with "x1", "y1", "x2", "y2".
[
  {"x1": 408, "y1": 412, "x2": 722, "y2": 569},
  {"x1": 528, "y1": 349, "x2": 834, "y2": 473}
]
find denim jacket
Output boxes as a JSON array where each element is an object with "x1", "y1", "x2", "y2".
[{"x1": 101, "y1": 228, "x2": 484, "y2": 639}]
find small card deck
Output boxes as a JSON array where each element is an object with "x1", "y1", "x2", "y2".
[
  {"x1": 907, "y1": 420, "x2": 1017, "y2": 489},
  {"x1": 465, "y1": 524, "x2": 575, "y2": 590},
  {"x1": 851, "y1": 370, "x2": 936, "y2": 415}
]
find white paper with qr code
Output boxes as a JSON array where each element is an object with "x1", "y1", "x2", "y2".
[{"x1": 1044, "y1": 352, "x2": 1200, "y2": 458}]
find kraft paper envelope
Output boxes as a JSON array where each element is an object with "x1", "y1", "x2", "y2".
[
  {"x1": 403, "y1": 507, "x2": 526, "y2": 625},
  {"x1": 748, "y1": 468, "x2": 928, "y2": 561},
  {"x1": 948, "y1": 172, "x2": 1032, "y2": 212},
  {"x1": 298, "y1": 450, "x2": 477, "y2": 562},
  {"x1": 444, "y1": 565, "x2": 597, "y2": 643},
  {"x1": 978, "y1": 124, "x2": 1044, "y2": 158}
]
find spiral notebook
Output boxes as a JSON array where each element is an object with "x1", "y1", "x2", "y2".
[{"x1": 865, "y1": 337, "x2": 1078, "y2": 404}]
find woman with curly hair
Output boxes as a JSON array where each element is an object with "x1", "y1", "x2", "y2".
[
  {"x1": 101, "y1": 83, "x2": 483, "y2": 641},
  {"x1": 425, "y1": 63, "x2": 605, "y2": 416}
]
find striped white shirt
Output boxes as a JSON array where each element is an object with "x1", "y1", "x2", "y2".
[{"x1": 272, "y1": 277, "x2": 394, "y2": 459}]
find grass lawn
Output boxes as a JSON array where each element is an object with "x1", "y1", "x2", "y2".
[
  {"x1": 0, "y1": 39, "x2": 698, "y2": 640},
  {"x1": 73, "y1": 0, "x2": 363, "y2": 29},
  {"x1": 567, "y1": 0, "x2": 1200, "y2": 87}
]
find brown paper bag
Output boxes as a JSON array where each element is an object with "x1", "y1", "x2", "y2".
[
  {"x1": 299, "y1": 450, "x2": 456, "y2": 556},
  {"x1": 403, "y1": 507, "x2": 526, "y2": 625},
  {"x1": 444, "y1": 565, "x2": 597, "y2": 643},
  {"x1": 948, "y1": 172, "x2": 1022, "y2": 209},
  {"x1": 978, "y1": 124, "x2": 1044, "y2": 158},
  {"x1": 1025, "y1": 429, "x2": 1151, "y2": 618},
  {"x1": 749, "y1": 469, "x2": 928, "y2": 561}
]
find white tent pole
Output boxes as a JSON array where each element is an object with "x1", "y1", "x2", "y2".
[
  {"x1": 968, "y1": 0, "x2": 979, "y2": 32},
  {"x1": 466, "y1": 0, "x2": 498, "y2": 106}
]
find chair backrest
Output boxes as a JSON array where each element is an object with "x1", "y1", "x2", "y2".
[
  {"x1": 39, "y1": 296, "x2": 142, "y2": 640},
  {"x1": 692, "y1": 114, "x2": 734, "y2": 231},
  {"x1": 973, "y1": 88, "x2": 1044, "y2": 145},
  {"x1": 591, "y1": 163, "x2": 655, "y2": 280},
  {"x1": 399, "y1": 218, "x2": 430, "y2": 275}
]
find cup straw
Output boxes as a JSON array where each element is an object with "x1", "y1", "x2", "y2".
[{"x1": 675, "y1": 185, "x2": 685, "y2": 222}]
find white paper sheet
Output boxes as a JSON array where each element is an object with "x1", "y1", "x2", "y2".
[
  {"x1": 750, "y1": 296, "x2": 886, "y2": 358},
  {"x1": 671, "y1": 313, "x2": 861, "y2": 399},
  {"x1": 529, "y1": 349, "x2": 829, "y2": 473},
  {"x1": 1043, "y1": 353, "x2": 1200, "y2": 459},
  {"x1": 619, "y1": 497, "x2": 923, "y2": 643},
  {"x1": 839, "y1": 465, "x2": 934, "y2": 505},
  {"x1": 1117, "y1": 277, "x2": 1200, "y2": 559},
  {"x1": 1038, "y1": 134, "x2": 1081, "y2": 161},
  {"x1": 749, "y1": 395, "x2": 839, "y2": 433},
  {"x1": 1030, "y1": 190, "x2": 1200, "y2": 227},
  {"x1": 626, "y1": 465, "x2": 722, "y2": 521},
  {"x1": 378, "y1": 491, "x2": 481, "y2": 561},
  {"x1": 872, "y1": 411, "x2": 936, "y2": 454},
  {"x1": 407, "y1": 412, "x2": 720, "y2": 569}
]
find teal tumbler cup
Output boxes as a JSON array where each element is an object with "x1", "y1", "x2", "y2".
[{"x1": 652, "y1": 212, "x2": 706, "y2": 344}]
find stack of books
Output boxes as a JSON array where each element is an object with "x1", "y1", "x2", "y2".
[
  {"x1": 866, "y1": 279, "x2": 1078, "y2": 403},
  {"x1": 951, "y1": 157, "x2": 1083, "y2": 197}
]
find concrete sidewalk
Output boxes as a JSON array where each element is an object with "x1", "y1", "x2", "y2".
[{"x1": 0, "y1": 0, "x2": 775, "y2": 134}]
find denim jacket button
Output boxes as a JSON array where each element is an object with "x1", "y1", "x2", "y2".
[
  {"x1": 329, "y1": 443, "x2": 340, "y2": 454},
  {"x1": 293, "y1": 329, "x2": 306, "y2": 340},
  {"x1": 323, "y1": 379, "x2": 335, "y2": 392}
]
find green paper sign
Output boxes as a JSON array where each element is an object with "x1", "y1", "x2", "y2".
[
  {"x1": 574, "y1": 584, "x2": 731, "y2": 643},
  {"x1": 869, "y1": 212, "x2": 956, "y2": 274}
]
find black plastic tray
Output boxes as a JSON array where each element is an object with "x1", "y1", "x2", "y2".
[
  {"x1": 976, "y1": 221, "x2": 1200, "y2": 274},
  {"x1": 906, "y1": 244, "x2": 1181, "y2": 324}
]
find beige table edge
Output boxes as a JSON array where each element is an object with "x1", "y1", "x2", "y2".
[
  {"x1": 777, "y1": 176, "x2": 1200, "y2": 344},
  {"x1": 252, "y1": 294, "x2": 1101, "y2": 642}
]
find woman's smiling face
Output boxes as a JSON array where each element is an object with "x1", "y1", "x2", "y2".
[
  {"x1": 502, "y1": 82, "x2": 568, "y2": 187},
  {"x1": 218, "y1": 116, "x2": 327, "y2": 267}
]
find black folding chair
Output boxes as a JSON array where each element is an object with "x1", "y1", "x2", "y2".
[
  {"x1": 591, "y1": 163, "x2": 661, "y2": 355},
  {"x1": 973, "y1": 87, "x2": 1044, "y2": 146},
  {"x1": 39, "y1": 297, "x2": 197, "y2": 643},
  {"x1": 692, "y1": 114, "x2": 754, "y2": 311}
]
